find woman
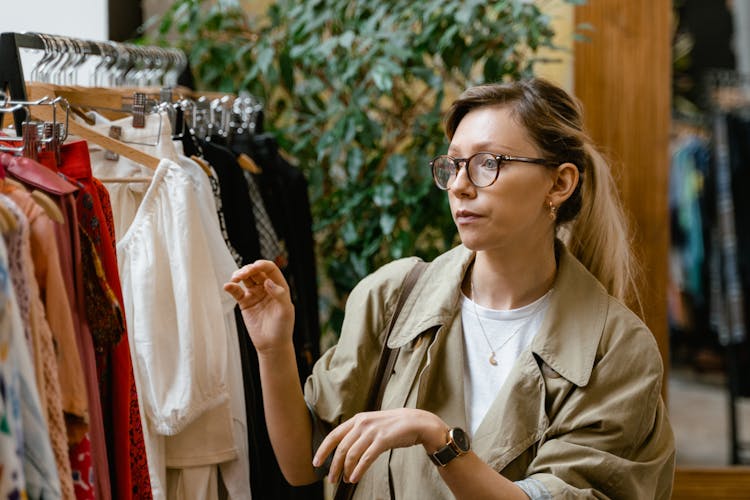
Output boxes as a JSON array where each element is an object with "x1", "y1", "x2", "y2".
[{"x1": 224, "y1": 78, "x2": 675, "y2": 499}]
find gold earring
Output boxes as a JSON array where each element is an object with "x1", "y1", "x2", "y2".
[{"x1": 549, "y1": 201, "x2": 557, "y2": 221}]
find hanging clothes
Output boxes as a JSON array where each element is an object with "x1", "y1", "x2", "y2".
[
  {"x1": 200, "y1": 140, "x2": 262, "y2": 265},
  {"x1": 0, "y1": 193, "x2": 32, "y2": 346},
  {"x1": 0, "y1": 229, "x2": 61, "y2": 499},
  {"x1": 178, "y1": 131, "x2": 243, "y2": 267},
  {"x1": 5, "y1": 151, "x2": 111, "y2": 499},
  {"x1": 174, "y1": 154, "x2": 251, "y2": 500},
  {"x1": 710, "y1": 113, "x2": 747, "y2": 347},
  {"x1": 1, "y1": 183, "x2": 77, "y2": 500},
  {"x1": 38, "y1": 139, "x2": 150, "y2": 500},
  {"x1": 87, "y1": 112, "x2": 250, "y2": 499},
  {"x1": 2, "y1": 32, "x2": 278, "y2": 497},
  {"x1": 116, "y1": 160, "x2": 239, "y2": 499},
  {"x1": 200, "y1": 141, "x2": 284, "y2": 498},
  {"x1": 667, "y1": 130, "x2": 714, "y2": 354},
  {"x1": 669, "y1": 134, "x2": 709, "y2": 308},
  {"x1": 715, "y1": 111, "x2": 750, "y2": 401}
]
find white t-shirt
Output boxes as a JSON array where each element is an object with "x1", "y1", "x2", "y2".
[{"x1": 461, "y1": 290, "x2": 552, "y2": 436}]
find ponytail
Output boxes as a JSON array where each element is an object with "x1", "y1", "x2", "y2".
[{"x1": 559, "y1": 144, "x2": 642, "y2": 312}]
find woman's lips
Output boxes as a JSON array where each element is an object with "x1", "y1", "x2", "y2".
[{"x1": 455, "y1": 209, "x2": 482, "y2": 224}]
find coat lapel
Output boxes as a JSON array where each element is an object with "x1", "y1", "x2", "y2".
[
  {"x1": 416, "y1": 314, "x2": 468, "y2": 432},
  {"x1": 472, "y1": 349, "x2": 547, "y2": 471},
  {"x1": 383, "y1": 246, "x2": 475, "y2": 430}
]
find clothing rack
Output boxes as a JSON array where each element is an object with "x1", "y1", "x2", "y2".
[
  {"x1": 0, "y1": 32, "x2": 187, "y2": 130},
  {"x1": 705, "y1": 70, "x2": 750, "y2": 465}
]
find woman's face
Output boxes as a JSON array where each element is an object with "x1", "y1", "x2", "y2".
[{"x1": 447, "y1": 104, "x2": 555, "y2": 254}]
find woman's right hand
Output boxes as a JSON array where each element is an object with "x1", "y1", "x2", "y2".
[{"x1": 223, "y1": 260, "x2": 295, "y2": 353}]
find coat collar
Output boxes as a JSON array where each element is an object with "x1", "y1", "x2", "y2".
[
  {"x1": 530, "y1": 243, "x2": 609, "y2": 387},
  {"x1": 387, "y1": 242, "x2": 609, "y2": 388},
  {"x1": 387, "y1": 245, "x2": 473, "y2": 349}
]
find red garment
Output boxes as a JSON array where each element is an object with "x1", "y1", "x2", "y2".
[
  {"x1": 70, "y1": 435, "x2": 95, "y2": 498},
  {"x1": 40, "y1": 141, "x2": 152, "y2": 500}
]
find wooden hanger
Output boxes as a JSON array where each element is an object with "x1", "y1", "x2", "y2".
[
  {"x1": 237, "y1": 153, "x2": 262, "y2": 174},
  {"x1": 3, "y1": 177, "x2": 64, "y2": 224},
  {"x1": 0, "y1": 193, "x2": 18, "y2": 233},
  {"x1": 24, "y1": 82, "x2": 241, "y2": 174},
  {"x1": 30, "y1": 103, "x2": 160, "y2": 170},
  {"x1": 27, "y1": 82, "x2": 208, "y2": 111},
  {"x1": 27, "y1": 82, "x2": 132, "y2": 120},
  {"x1": 30, "y1": 189, "x2": 65, "y2": 223},
  {"x1": 190, "y1": 155, "x2": 214, "y2": 178}
]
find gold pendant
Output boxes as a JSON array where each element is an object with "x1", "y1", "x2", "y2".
[{"x1": 489, "y1": 352, "x2": 498, "y2": 366}]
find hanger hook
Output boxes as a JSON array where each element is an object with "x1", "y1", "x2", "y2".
[
  {"x1": 35, "y1": 33, "x2": 59, "y2": 83},
  {"x1": 29, "y1": 33, "x2": 53, "y2": 82}
]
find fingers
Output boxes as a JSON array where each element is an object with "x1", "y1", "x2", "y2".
[
  {"x1": 225, "y1": 260, "x2": 291, "y2": 308},
  {"x1": 348, "y1": 441, "x2": 380, "y2": 483},
  {"x1": 313, "y1": 419, "x2": 350, "y2": 469},
  {"x1": 231, "y1": 260, "x2": 287, "y2": 289},
  {"x1": 223, "y1": 282, "x2": 244, "y2": 300},
  {"x1": 329, "y1": 423, "x2": 363, "y2": 483},
  {"x1": 315, "y1": 414, "x2": 385, "y2": 485},
  {"x1": 222, "y1": 278, "x2": 268, "y2": 310},
  {"x1": 231, "y1": 267, "x2": 268, "y2": 288},
  {"x1": 341, "y1": 432, "x2": 383, "y2": 484},
  {"x1": 310, "y1": 409, "x2": 444, "y2": 486}
]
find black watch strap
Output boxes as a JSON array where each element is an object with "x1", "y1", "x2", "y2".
[
  {"x1": 429, "y1": 444, "x2": 460, "y2": 467},
  {"x1": 428, "y1": 427, "x2": 470, "y2": 467}
]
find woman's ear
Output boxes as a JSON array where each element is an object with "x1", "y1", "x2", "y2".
[{"x1": 547, "y1": 162, "x2": 579, "y2": 206}]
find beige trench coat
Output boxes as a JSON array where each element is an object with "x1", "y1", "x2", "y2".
[{"x1": 305, "y1": 244, "x2": 675, "y2": 499}]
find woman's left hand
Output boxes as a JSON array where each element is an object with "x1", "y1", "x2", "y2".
[{"x1": 313, "y1": 408, "x2": 448, "y2": 484}]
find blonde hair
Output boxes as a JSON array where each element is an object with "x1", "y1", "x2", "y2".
[
  {"x1": 444, "y1": 78, "x2": 641, "y2": 307},
  {"x1": 563, "y1": 144, "x2": 641, "y2": 310}
]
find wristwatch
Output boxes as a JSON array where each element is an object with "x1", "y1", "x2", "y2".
[{"x1": 428, "y1": 427, "x2": 471, "y2": 467}]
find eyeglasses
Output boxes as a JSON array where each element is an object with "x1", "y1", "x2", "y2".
[{"x1": 430, "y1": 151, "x2": 556, "y2": 190}]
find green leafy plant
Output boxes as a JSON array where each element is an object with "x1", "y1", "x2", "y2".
[{"x1": 143, "y1": 0, "x2": 574, "y2": 341}]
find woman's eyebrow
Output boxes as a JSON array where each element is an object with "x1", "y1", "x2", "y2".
[{"x1": 448, "y1": 142, "x2": 512, "y2": 155}]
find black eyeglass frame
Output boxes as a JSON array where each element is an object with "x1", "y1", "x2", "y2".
[{"x1": 430, "y1": 151, "x2": 558, "y2": 190}]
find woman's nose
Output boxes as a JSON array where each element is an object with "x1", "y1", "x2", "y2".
[{"x1": 449, "y1": 162, "x2": 474, "y2": 195}]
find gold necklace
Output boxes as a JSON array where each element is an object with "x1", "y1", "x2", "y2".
[{"x1": 470, "y1": 278, "x2": 545, "y2": 366}]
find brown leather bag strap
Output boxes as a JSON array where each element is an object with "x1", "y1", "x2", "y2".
[
  {"x1": 366, "y1": 259, "x2": 428, "y2": 411},
  {"x1": 334, "y1": 260, "x2": 428, "y2": 500}
]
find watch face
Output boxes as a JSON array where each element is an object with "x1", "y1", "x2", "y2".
[{"x1": 451, "y1": 428, "x2": 471, "y2": 453}]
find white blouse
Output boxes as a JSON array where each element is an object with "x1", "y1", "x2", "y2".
[{"x1": 116, "y1": 157, "x2": 246, "y2": 498}]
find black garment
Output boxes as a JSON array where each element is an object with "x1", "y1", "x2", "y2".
[
  {"x1": 724, "y1": 113, "x2": 750, "y2": 397},
  {"x1": 234, "y1": 133, "x2": 322, "y2": 376},
  {"x1": 202, "y1": 138, "x2": 323, "y2": 499},
  {"x1": 201, "y1": 140, "x2": 262, "y2": 264},
  {"x1": 179, "y1": 121, "x2": 201, "y2": 158}
]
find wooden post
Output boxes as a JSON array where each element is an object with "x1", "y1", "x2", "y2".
[{"x1": 574, "y1": 0, "x2": 672, "y2": 377}]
